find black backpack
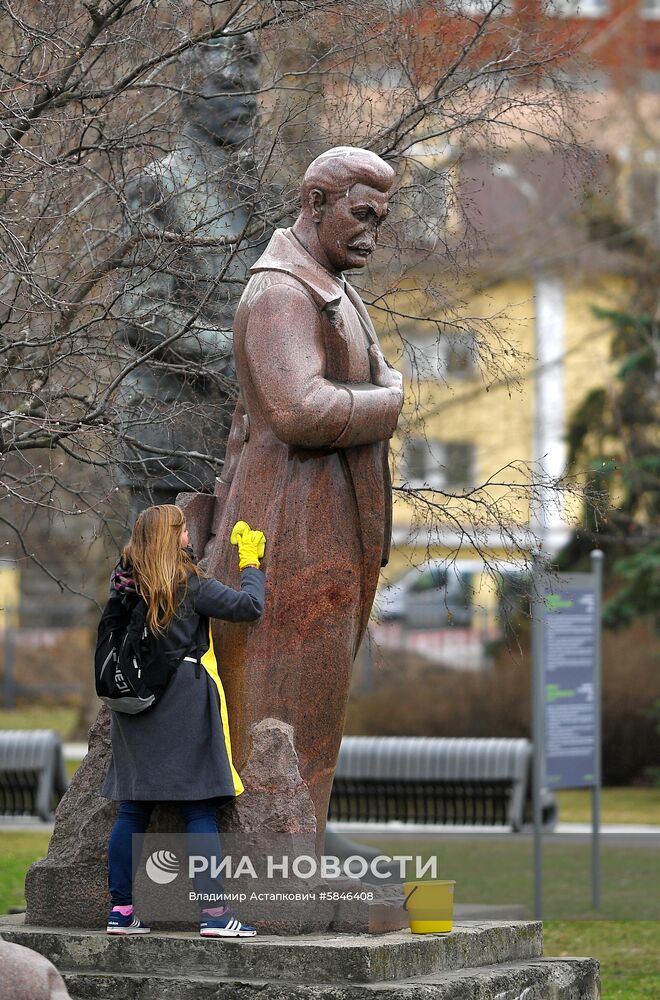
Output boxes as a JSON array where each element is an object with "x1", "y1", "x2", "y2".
[{"x1": 94, "y1": 591, "x2": 203, "y2": 715}]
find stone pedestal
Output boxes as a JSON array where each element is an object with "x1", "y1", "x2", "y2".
[
  {"x1": 24, "y1": 709, "x2": 116, "y2": 929},
  {"x1": 0, "y1": 917, "x2": 599, "y2": 1000}
]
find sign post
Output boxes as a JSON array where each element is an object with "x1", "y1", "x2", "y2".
[
  {"x1": 590, "y1": 550, "x2": 603, "y2": 910},
  {"x1": 531, "y1": 551, "x2": 603, "y2": 918},
  {"x1": 531, "y1": 553, "x2": 545, "y2": 920}
]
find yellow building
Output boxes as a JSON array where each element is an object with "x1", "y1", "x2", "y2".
[
  {"x1": 388, "y1": 277, "x2": 619, "y2": 558},
  {"x1": 370, "y1": 148, "x2": 628, "y2": 659}
]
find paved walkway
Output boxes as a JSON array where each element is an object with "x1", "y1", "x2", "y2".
[
  {"x1": 330, "y1": 821, "x2": 660, "y2": 848},
  {"x1": 2, "y1": 814, "x2": 659, "y2": 843}
]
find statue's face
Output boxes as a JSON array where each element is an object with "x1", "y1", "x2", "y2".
[
  {"x1": 313, "y1": 184, "x2": 389, "y2": 272},
  {"x1": 183, "y1": 42, "x2": 258, "y2": 147}
]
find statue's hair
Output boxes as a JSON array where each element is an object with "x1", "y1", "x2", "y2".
[{"x1": 301, "y1": 147, "x2": 395, "y2": 205}]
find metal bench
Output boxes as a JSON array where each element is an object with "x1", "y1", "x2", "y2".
[
  {"x1": 329, "y1": 736, "x2": 557, "y2": 831},
  {"x1": 0, "y1": 730, "x2": 69, "y2": 821}
]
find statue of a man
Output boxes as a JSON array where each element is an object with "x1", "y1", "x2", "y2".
[
  {"x1": 204, "y1": 147, "x2": 403, "y2": 837},
  {"x1": 115, "y1": 35, "x2": 263, "y2": 515}
]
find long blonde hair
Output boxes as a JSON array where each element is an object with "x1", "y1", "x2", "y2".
[{"x1": 121, "y1": 505, "x2": 202, "y2": 635}]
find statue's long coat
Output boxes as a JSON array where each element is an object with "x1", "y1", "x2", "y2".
[{"x1": 206, "y1": 228, "x2": 402, "y2": 830}]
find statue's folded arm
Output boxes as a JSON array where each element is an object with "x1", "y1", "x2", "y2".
[
  {"x1": 329, "y1": 382, "x2": 401, "y2": 448},
  {"x1": 243, "y1": 285, "x2": 352, "y2": 448},
  {"x1": 243, "y1": 284, "x2": 400, "y2": 451}
]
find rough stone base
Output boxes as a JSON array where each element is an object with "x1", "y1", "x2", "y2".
[
  {"x1": 58, "y1": 958, "x2": 600, "y2": 1000},
  {"x1": 0, "y1": 917, "x2": 599, "y2": 1000}
]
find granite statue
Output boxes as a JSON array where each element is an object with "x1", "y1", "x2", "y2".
[
  {"x1": 116, "y1": 34, "x2": 264, "y2": 515},
  {"x1": 185, "y1": 146, "x2": 403, "y2": 842}
]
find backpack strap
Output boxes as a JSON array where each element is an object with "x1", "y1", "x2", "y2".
[
  {"x1": 179, "y1": 617, "x2": 208, "y2": 678},
  {"x1": 193, "y1": 616, "x2": 207, "y2": 679}
]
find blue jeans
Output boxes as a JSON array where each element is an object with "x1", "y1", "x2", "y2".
[{"x1": 107, "y1": 798, "x2": 226, "y2": 908}]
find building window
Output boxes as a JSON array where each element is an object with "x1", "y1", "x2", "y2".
[
  {"x1": 444, "y1": 442, "x2": 475, "y2": 489},
  {"x1": 400, "y1": 161, "x2": 451, "y2": 250},
  {"x1": 446, "y1": 333, "x2": 476, "y2": 377},
  {"x1": 449, "y1": 0, "x2": 511, "y2": 15},
  {"x1": 546, "y1": 0, "x2": 608, "y2": 17},
  {"x1": 629, "y1": 168, "x2": 660, "y2": 231},
  {"x1": 640, "y1": 0, "x2": 660, "y2": 18},
  {"x1": 404, "y1": 438, "x2": 445, "y2": 488},
  {"x1": 407, "y1": 339, "x2": 445, "y2": 381},
  {"x1": 406, "y1": 330, "x2": 476, "y2": 381},
  {"x1": 403, "y1": 437, "x2": 476, "y2": 491},
  {"x1": 380, "y1": 0, "x2": 416, "y2": 8}
]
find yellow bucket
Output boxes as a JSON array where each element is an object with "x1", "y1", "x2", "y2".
[{"x1": 403, "y1": 879, "x2": 456, "y2": 934}]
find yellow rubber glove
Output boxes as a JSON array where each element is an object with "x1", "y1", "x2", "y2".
[{"x1": 230, "y1": 520, "x2": 266, "y2": 571}]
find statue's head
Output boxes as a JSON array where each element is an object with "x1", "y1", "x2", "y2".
[
  {"x1": 177, "y1": 34, "x2": 259, "y2": 147},
  {"x1": 299, "y1": 147, "x2": 395, "y2": 273}
]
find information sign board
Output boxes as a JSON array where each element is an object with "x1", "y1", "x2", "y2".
[
  {"x1": 531, "y1": 552, "x2": 603, "y2": 919},
  {"x1": 541, "y1": 574, "x2": 598, "y2": 789}
]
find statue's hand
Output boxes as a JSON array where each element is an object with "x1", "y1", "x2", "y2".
[
  {"x1": 230, "y1": 520, "x2": 266, "y2": 571},
  {"x1": 369, "y1": 344, "x2": 403, "y2": 394}
]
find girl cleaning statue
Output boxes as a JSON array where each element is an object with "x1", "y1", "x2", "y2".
[{"x1": 99, "y1": 504, "x2": 265, "y2": 937}]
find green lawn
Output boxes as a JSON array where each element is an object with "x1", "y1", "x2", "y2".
[
  {"x1": 545, "y1": 921, "x2": 660, "y2": 1000},
  {"x1": 0, "y1": 707, "x2": 79, "y2": 739},
  {"x1": 353, "y1": 836, "x2": 660, "y2": 921},
  {"x1": 556, "y1": 787, "x2": 660, "y2": 826},
  {"x1": 0, "y1": 832, "x2": 51, "y2": 915}
]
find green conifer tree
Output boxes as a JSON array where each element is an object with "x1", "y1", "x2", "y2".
[{"x1": 562, "y1": 305, "x2": 659, "y2": 630}]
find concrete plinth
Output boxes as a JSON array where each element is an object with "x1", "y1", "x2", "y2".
[{"x1": 0, "y1": 916, "x2": 599, "y2": 1000}]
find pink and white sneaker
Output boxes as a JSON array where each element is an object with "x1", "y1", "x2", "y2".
[{"x1": 106, "y1": 908, "x2": 150, "y2": 934}]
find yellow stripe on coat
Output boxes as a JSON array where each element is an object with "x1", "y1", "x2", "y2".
[{"x1": 200, "y1": 623, "x2": 244, "y2": 796}]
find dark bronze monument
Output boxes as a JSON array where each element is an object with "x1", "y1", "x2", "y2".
[{"x1": 116, "y1": 34, "x2": 263, "y2": 515}]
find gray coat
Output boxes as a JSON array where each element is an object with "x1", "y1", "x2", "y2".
[{"x1": 100, "y1": 568, "x2": 264, "y2": 802}]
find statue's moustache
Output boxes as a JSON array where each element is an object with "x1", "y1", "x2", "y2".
[{"x1": 348, "y1": 241, "x2": 375, "y2": 253}]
